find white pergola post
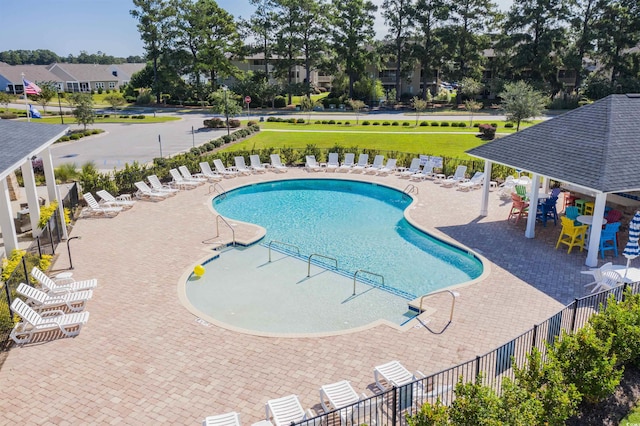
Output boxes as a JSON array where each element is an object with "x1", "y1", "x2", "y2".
[
  {"x1": 21, "y1": 161, "x2": 42, "y2": 236},
  {"x1": 41, "y1": 147, "x2": 68, "y2": 240},
  {"x1": 585, "y1": 193, "x2": 607, "y2": 267},
  {"x1": 525, "y1": 174, "x2": 541, "y2": 238},
  {"x1": 480, "y1": 160, "x2": 492, "y2": 216},
  {"x1": 541, "y1": 177, "x2": 550, "y2": 193},
  {"x1": 0, "y1": 178, "x2": 18, "y2": 255}
]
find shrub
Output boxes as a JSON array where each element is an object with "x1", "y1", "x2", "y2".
[
  {"x1": 362, "y1": 121, "x2": 370, "y2": 125},
  {"x1": 382, "y1": 121, "x2": 390, "y2": 126},
  {"x1": 473, "y1": 123, "x2": 480, "y2": 127},
  {"x1": 430, "y1": 122, "x2": 439, "y2": 127},
  {"x1": 392, "y1": 121, "x2": 399, "y2": 126},
  {"x1": 372, "y1": 121, "x2": 380, "y2": 126},
  {"x1": 450, "y1": 122, "x2": 458, "y2": 127},
  {"x1": 479, "y1": 124, "x2": 497, "y2": 140},
  {"x1": 204, "y1": 117, "x2": 224, "y2": 128},
  {"x1": 247, "y1": 120, "x2": 257, "y2": 126},
  {"x1": 315, "y1": 120, "x2": 322, "y2": 124},
  {"x1": 440, "y1": 121, "x2": 450, "y2": 127},
  {"x1": 136, "y1": 115, "x2": 145, "y2": 119},
  {"x1": 83, "y1": 130, "x2": 93, "y2": 137},
  {"x1": 125, "y1": 96, "x2": 136, "y2": 103},
  {"x1": 229, "y1": 119, "x2": 241, "y2": 128},
  {"x1": 273, "y1": 96, "x2": 286, "y2": 108},
  {"x1": 0, "y1": 113, "x2": 18, "y2": 119},
  {"x1": 267, "y1": 117, "x2": 278, "y2": 122},
  {"x1": 344, "y1": 121, "x2": 350, "y2": 125},
  {"x1": 491, "y1": 122, "x2": 498, "y2": 128},
  {"x1": 336, "y1": 121, "x2": 342, "y2": 124},
  {"x1": 97, "y1": 87, "x2": 103, "y2": 94},
  {"x1": 458, "y1": 122, "x2": 467, "y2": 127},
  {"x1": 420, "y1": 121, "x2": 428, "y2": 126},
  {"x1": 57, "y1": 136, "x2": 71, "y2": 142},
  {"x1": 296, "y1": 118, "x2": 305, "y2": 124},
  {"x1": 505, "y1": 122, "x2": 514, "y2": 128},
  {"x1": 328, "y1": 119, "x2": 336, "y2": 124},
  {"x1": 69, "y1": 133, "x2": 82, "y2": 140}
]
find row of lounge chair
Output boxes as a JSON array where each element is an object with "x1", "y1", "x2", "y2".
[
  {"x1": 9, "y1": 267, "x2": 97, "y2": 345},
  {"x1": 203, "y1": 360, "x2": 451, "y2": 426}
]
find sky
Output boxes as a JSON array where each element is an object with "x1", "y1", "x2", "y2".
[{"x1": 0, "y1": 0, "x2": 514, "y2": 58}]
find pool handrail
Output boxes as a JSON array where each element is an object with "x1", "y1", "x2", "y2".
[
  {"x1": 268, "y1": 240, "x2": 301, "y2": 262},
  {"x1": 352, "y1": 270, "x2": 385, "y2": 295},
  {"x1": 307, "y1": 253, "x2": 338, "y2": 277},
  {"x1": 215, "y1": 215, "x2": 235, "y2": 246},
  {"x1": 209, "y1": 182, "x2": 227, "y2": 198},
  {"x1": 403, "y1": 184, "x2": 418, "y2": 195},
  {"x1": 417, "y1": 290, "x2": 458, "y2": 332}
]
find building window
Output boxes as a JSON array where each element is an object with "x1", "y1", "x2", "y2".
[
  {"x1": 108, "y1": 82, "x2": 116, "y2": 89},
  {"x1": 95, "y1": 82, "x2": 105, "y2": 89}
]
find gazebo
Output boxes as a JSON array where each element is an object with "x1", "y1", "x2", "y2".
[
  {"x1": 467, "y1": 94, "x2": 640, "y2": 267},
  {"x1": 0, "y1": 120, "x2": 69, "y2": 256}
]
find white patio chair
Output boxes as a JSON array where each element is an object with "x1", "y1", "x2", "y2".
[
  {"x1": 147, "y1": 175, "x2": 180, "y2": 195},
  {"x1": 410, "y1": 161, "x2": 435, "y2": 181},
  {"x1": 398, "y1": 158, "x2": 422, "y2": 178},
  {"x1": 17, "y1": 282, "x2": 92, "y2": 312},
  {"x1": 234, "y1": 156, "x2": 253, "y2": 175},
  {"x1": 202, "y1": 411, "x2": 240, "y2": 426},
  {"x1": 375, "y1": 158, "x2": 397, "y2": 176},
  {"x1": 9, "y1": 298, "x2": 90, "y2": 345},
  {"x1": 269, "y1": 154, "x2": 288, "y2": 173},
  {"x1": 82, "y1": 193, "x2": 122, "y2": 218},
  {"x1": 214, "y1": 159, "x2": 240, "y2": 177},
  {"x1": 178, "y1": 165, "x2": 207, "y2": 183},
  {"x1": 305, "y1": 155, "x2": 323, "y2": 172},
  {"x1": 199, "y1": 162, "x2": 223, "y2": 181},
  {"x1": 135, "y1": 181, "x2": 171, "y2": 201},
  {"x1": 320, "y1": 380, "x2": 380, "y2": 426},
  {"x1": 440, "y1": 165, "x2": 468, "y2": 187},
  {"x1": 337, "y1": 153, "x2": 355, "y2": 173},
  {"x1": 374, "y1": 360, "x2": 423, "y2": 391},
  {"x1": 96, "y1": 189, "x2": 136, "y2": 209},
  {"x1": 457, "y1": 172, "x2": 485, "y2": 191},
  {"x1": 364, "y1": 155, "x2": 385, "y2": 174},
  {"x1": 265, "y1": 394, "x2": 319, "y2": 426},
  {"x1": 326, "y1": 153, "x2": 339, "y2": 172},
  {"x1": 170, "y1": 168, "x2": 201, "y2": 189},
  {"x1": 31, "y1": 267, "x2": 97, "y2": 294},
  {"x1": 249, "y1": 155, "x2": 268, "y2": 173},
  {"x1": 351, "y1": 153, "x2": 369, "y2": 173}
]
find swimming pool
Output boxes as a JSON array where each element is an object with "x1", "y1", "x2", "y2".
[{"x1": 212, "y1": 179, "x2": 483, "y2": 298}]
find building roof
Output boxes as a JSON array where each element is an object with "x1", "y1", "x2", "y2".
[
  {"x1": 466, "y1": 94, "x2": 640, "y2": 194},
  {"x1": 0, "y1": 64, "x2": 63, "y2": 83},
  {"x1": 0, "y1": 120, "x2": 69, "y2": 182},
  {"x1": 48, "y1": 63, "x2": 118, "y2": 82},
  {"x1": 111, "y1": 63, "x2": 146, "y2": 78}
]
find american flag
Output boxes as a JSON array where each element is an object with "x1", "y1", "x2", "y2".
[{"x1": 22, "y1": 78, "x2": 42, "y2": 95}]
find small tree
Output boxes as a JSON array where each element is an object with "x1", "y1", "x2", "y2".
[
  {"x1": 0, "y1": 92, "x2": 13, "y2": 112},
  {"x1": 299, "y1": 96, "x2": 315, "y2": 124},
  {"x1": 73, "y1": 93, "x2": 95, "y2": 131},
  {"x1": 459, "y1": 77, "x2": 483, "y2": 102},
  {"x1": 104, "y1": 93, "x2": 126, "y2": 110},
  {"x1": 411, "y1": 96, "x2": 428, "y2": 126},
  {"x1": 208, "y1": 88, "x2": 243, "y2": 119},
  {"x1": 499, "y1": 81, "x2": 547, "y2": 131},
  {"x1": 348, "y1": 99, "x2": 366, "y2": 125},
  {"x1": 36, "y1": 82, "x2": 59, "y2": 113},
  {"x1": 464, "y1": 100, "x2": 483, "y2": 127}
]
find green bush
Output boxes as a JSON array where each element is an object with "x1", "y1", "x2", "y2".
[
  {"x1": 328, "y1": 119, "x2": 336, "y2": 124},
  {"x1": 505, "y1": 122, "x2": 514, "y2": 128},
  {"x1": 430, "y1": 122, "x2": 439, "y2": 127},
  {"x1": 97, "y1": 87, "x2": 103, "y2": 94},
  {"x1": 402, "y1": 122, "x2": 410, "y2": 126},
  {"x1": 57, "y1": 135, "x2": 71, "y2": 142},
  {"x1": 441, "y1": 122, "x2": 450, "y2": 127},
  {"x1": 491, "y1": 122, "x2": 498, "y2": 128},
  {"x1": 273, "y1": 96, "x2": 286, "y2": 108},
  {"x1": 1, "y1": 113, "x2": 19, "y2": 119},
  {"x1": 391, "y1": 121, "x2": 399, "y2": 126},
  {"x1": 296, "y1": 118, "x2": 305, "y2": 124},
  {"x1": 362, "y1": 121, "x2": 370, "y2": 125},
  {"x1": 590, "y1": 292, "x2": 640, "y2": 366},
  {"x1": 458, "y1": 122, "x2": 467, "y2": 127},
  {"x1": 247, "y1": 120, "x2": 257, "y2": 126},
  {"x1": 382, "y1": 121, "x2": 390, "y2": 126},
  {"x1": 336, "y1": 121, "x2": 342, "y2": 124},
  {"x1": 372, "y1": 121, "x2": 380, "y2": 126},
  {"x1": 229, "y1": 119, "x2": 241, "y2": 128},
  {"x1": 420, "y1": 121, "x2": 429, "y2": 126},
  {"x1": 69, "y1": 133, "x2": 82, "y2": 140},
  {"x1": 344, "y1": 121, "x2": 350, "y2": 125},
  {"x1": 473, "y1": 123, "x2": 480, "y2": 127}
]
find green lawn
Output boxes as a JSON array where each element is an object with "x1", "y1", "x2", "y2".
[
  {"x1": 33, "y1": 115, "x2": 180, "y2": 124},
  {"x1": 223, "y1": 130, "x2": 484, "y2": 159},
  {"x1": 619, "y1": 405, "x2": 640, "y2": 425}
]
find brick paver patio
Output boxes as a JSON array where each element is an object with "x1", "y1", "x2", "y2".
[{"x1": 0, "y1": 169, "x2": 606, "y2": 424}]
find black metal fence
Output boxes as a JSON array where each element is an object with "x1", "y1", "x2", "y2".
[
  {"x1": 296, "y1": 282, "x2": 640, "y2": 426},
  {"x1": 0, "y1": 183, "x2": 80, "y2": 348}
]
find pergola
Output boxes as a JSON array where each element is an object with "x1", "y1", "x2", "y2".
[
  {"x1": 467, "y1": 94, "x2": 640, "y2": 267},
  {"x1": 0, "y1": 120, "x2": 69, "y2": 255}
]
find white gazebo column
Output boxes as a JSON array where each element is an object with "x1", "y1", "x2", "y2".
[
  {"x1": 585, "y1": 193, "x2": 607, "y2": 267},
  {"x1": 21, "y1": 161, "x2": 42, "y2": 235},
  {"x1": 0, "y1": 178, "x2": 18, "y2": 255},
  {"x1": 525, "y1": 174, "x2": 541, "y2": 238},
  {"x1": 41, "y1": 147, "x2": 68, "y2": 240},
  {"x1": 480, "y1": 160, "x2": 492, "y2": 216},
  {"x1": 541, "y1": 177, "x2": 550, "y2": 193}
]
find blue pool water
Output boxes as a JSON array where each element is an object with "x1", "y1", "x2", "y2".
[{"x1": 213, "y1": 179, "x2": 482, "y2": 298}]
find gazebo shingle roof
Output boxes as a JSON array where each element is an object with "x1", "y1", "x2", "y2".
[
  {"x1": 0, "y1": 121, "x2": 68, "y2": 181},
  {"x1": 467, "y1": 94, "x2": 640, "y2": 194}
]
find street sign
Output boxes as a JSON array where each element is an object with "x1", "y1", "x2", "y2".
[{"x1": 244, "y1": 96, "x2": 251, "y2": 104}]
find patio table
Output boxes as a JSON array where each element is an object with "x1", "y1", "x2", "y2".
[{"x1": 577, "y1": 215, "x2": 607, "y2": 248}]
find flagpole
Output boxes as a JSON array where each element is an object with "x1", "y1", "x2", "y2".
[{"x1": 22, "y1": 72, "x2": 30, "y2": 122}]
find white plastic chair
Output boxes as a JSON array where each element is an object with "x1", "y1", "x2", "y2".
[
  {"x1": 31, "y1": 266, "x2": 98, "y2": 294},
  {"x1": 170, "y1": 168, "x2": 200, "y2": 189},
  {"x1": 249, "y1": 155, "x2": 267, "y2": 173},
  {"x1": 178, "y1": 165, "x2": 207, "y2": 183},
  {"x1": 213, "y1": 159, "x2": 240, "y2": 177},
  {"x1": 376, "y1": 159, "x2": 397, "y2": 176},
  {"x1": 305, "y1": 155, "x2": 323, "y2": 172},
  {"x1": 364, "y1": 155, "x2": 385, "y2": 174},
  {"x1": 147, "y1": 175, "x2": 180, "y2": 194},
  {"x1": 17, "y1": 282, "x2": 92, "y2": 312},
  {"x1": 399, "y1": 158, "x2": 422, "y2": 178},
  {"x1": 269, "y1": 154, "x2": 288, "y2": 173},
  {"x1": 337, "y1": 153, "x2": 355, "y2": 173},
  {"x1": 135, "y1": 181, "x2": 172, "y2": 201},
  {"x1": 410, "y1": 162, "x2": 435, "y2": 181},
  {"x1": 203, "y1": 411, "x2": 240, "y2": 426},
  {"x1": 457, "y1": 172, "x2": 485, "y2": 191},
  {"x1": 320, "y1": 380, "x2": 380, "y2": 426},
  {"x1": 82, "y1": 193, "x2": 122, "y2": 217},
  {"x1": 265, "y1": 394, "x2": 318, "y2": 426},
  {"x1": 234, "y1": 156, "x2": 253, "y2": 175},
  {"x1": 351, "y1": 154, "x2": 369, "y2": 173},
  {"x1": 199, "y1": 162, "x2": 223, "y2": 181},
  {"x1": 326, "y1": 153, "x2": 339, "y2": 172},
  {"x1": 440, "y1": 165, "x2": 468, "y2": 187},
  {"x1": 96, "y1": 189, "x2": 136, "y2": 209}
]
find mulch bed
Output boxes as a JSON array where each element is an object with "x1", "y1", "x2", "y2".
[{"x1": 567, "y1": 363, "x2": 640, "y2": 425}]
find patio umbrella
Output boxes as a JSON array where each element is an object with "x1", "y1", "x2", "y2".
[{"x1": 622, "y1": 211, "x2": 640, "y2": 278}]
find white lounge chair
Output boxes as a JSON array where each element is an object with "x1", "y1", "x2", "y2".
[
  {"x1": 96, "y1": 189, "x2": 136, "y2": 209},
  {"x1": 351, "y1": 153, "x2": 369, "y2": 173},
  {"x1": 410, "y1": 161, "x2": 435, "y2": 181},
  {"x1": 17, "y1": 282, "x2": 92, "y2": 312},
  {"x1": 249, "y1": 155, "x2": 268, "y2": 173},
  {"x1": 82, "y1": 193, "x2": 122, "y2": 218},
  {"x1": 9, "y1": 298, "x2": 90, "y2": 345},
  {"x1": 305, "y1": 155, "x2": 323, "y2": 172},
  {"x1": 457, "y1": 171, "x2": 485, "y2": 191},
  {"x1": 440, "y1": 165, "x2": 468, "y2": 187},
  {"x1": 374, "y1": 360, "x2": 423, "y2": 391},
  {"x1": 398, "y1": 158, "x2": 422, "y2": 178},
  {"x1": 147, "y1": 175, "x2": 180, "y2": 195},
  {"x1": 170, "y1": 168, "x2": 201, "y2": 189},
  {"x1": 269, "y1": 154, "x2": 288, "y2": 173},
  {"x1": 376, "y1": 159, "x2": 397, "y2": 176},
  {"x1": 213, "y1": 159, "x2": 240, "y2": 178},
  {"x1": 199, "y1": 162, "x2": 223, "y2": 181},
  {"x1": 326, "y1": 153, "x2": 339, "y2": 172},
  {"x1": 337, "y1": 153, "x2": 355, "y2": 173},
  {"x1": 265, "y1": 394, "x2": 318, "y2": 426},
  {"x1": 178, "y1": 165, "x2": 207, "y2": 183},
  {"x1": 234, "y1": 156, "x2": 253, "y2": 175},
  {"x1": 31, "y1": 267, "x2": 98, "y2": 294},
  {"x1": 364, "y1": 155, "x2": 385, "y2": 174},
  {"x1": 319, "y1": 380, "x2": 380, "y2": 426},
  {"x1": 203, "y1": 411, "x2": 240, "y2": 426},
  {"x1": 135, "y1": 181, "x2": 172, "y2": 201}
]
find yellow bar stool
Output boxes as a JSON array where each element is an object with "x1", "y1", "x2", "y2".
[{"x1": 584, "y1": 201, "x2": 595, "y2": 215}]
